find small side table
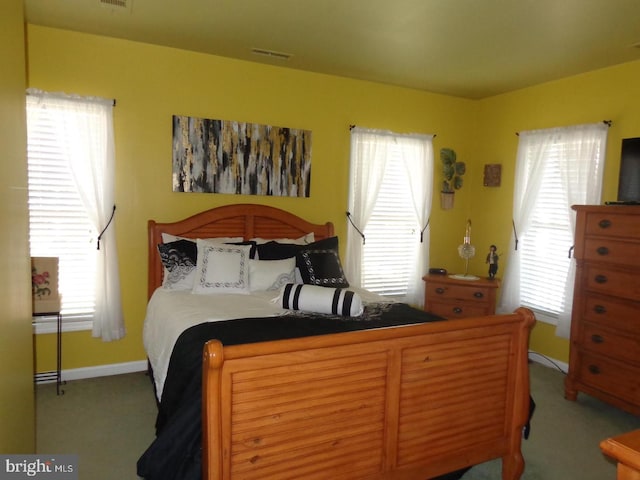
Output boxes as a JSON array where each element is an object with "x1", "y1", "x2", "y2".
[
  {"x1": 33, "y1": 312, "x2": 65, "y2": 395},
  {"x1": 601, "y1": 430, "x2": 640, "y2": 480},
  {"x1": 423, "y1": 274, "x2": 500, "y2": 319}
]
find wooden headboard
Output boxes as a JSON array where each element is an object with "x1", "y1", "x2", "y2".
[{"x1": 148, "y1": 203, "x2": 335, "y2": 299}]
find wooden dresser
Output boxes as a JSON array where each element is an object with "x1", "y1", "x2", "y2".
[
  {"x1": 422, "y1": 274, "x2": 499, "y2": 319},
  {"x1": 565, "y1": 205, "x2": 640, "y2": 415}
]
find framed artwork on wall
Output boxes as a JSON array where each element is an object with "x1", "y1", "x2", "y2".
[
  {"x1": 483, "y1": 164, "x2": 502, "y2": 187},
  {"x1": 172, "y1": 115, "x2": 312, "y2": 197}
]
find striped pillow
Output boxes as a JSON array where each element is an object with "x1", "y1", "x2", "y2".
[{"x1": 280, "y1": 283, "x2": 363, "y2": 317}]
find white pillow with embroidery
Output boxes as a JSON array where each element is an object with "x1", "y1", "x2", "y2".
[
  {"x1": 249, "y1": 258, "x2": 296, "y2": 292},
  {"x1": 192, "y1": 240, "x2": 252, "y2": 295}
]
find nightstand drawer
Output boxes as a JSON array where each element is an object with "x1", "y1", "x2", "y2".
[
  {"x1": 580, "y1": 323, "x2": 640, "y2": 363},
  {"x1": 585, "y1": 212, "x2": 640, "y2": 239},
  {"x1": 583, "y1": 238, "x2": 640, "y2": 267},
  {"x1": 585, "y1": 265, "x2": 640, "y2": 301},
  {"x1": 427, "y1": 301, "x2": 489, "y2": 319},
  {"x1": 425, "y1": 283, "x2": 492, "y2": 303}
]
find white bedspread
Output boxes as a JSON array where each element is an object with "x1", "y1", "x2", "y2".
[{"x1": 143, "y1": 287, "x2": 387, "y2": 400}]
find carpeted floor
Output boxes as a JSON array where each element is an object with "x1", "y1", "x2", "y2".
[{"x1": 35, "y1": 361, "x2": 640, "y2": 479}]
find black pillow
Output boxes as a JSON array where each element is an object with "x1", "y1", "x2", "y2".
[
  {"x1": 255, "y1": 241, "x2": 301, "y2": 260},
  {"x1": 296, "y1": 237, "x2": 349, "y2": 287}
]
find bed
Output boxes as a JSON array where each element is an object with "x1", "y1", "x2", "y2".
[{"x1": 138, "y1": 203, "x2": 535, "y2": 480}]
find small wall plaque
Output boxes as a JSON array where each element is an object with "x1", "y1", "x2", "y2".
[{"x1": 483, "y1": 164, "x2": 502, "y2": 187}]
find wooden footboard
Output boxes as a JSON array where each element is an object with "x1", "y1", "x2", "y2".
[{"x1": 202, "y1": 308, "x2": 535, "y2": 480}]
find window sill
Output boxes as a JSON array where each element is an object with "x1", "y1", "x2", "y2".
[
  {"x1": 528, "y1": 308, "x2": 558, "y2": 326},
  {"x1": 32, "y1": 318, "x2": 92, "y2": 334}
]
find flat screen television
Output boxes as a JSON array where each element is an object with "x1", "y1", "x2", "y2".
[{"x1": 616, "y1": 137, "x2": 640, "y2": 203}]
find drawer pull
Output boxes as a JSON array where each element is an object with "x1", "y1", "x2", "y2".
[
  {"x1": 593, "y1": 304, "x2": 607, "y2": 314},
  {"x1": 453, "y1": 307, "x2": 463, "y2": 314},
  {"x1": 594, "y1": 274, "x2": 608, "y2": 284},
  {"x1": 591, "y1": 334, "x2": 604, "y2": 344},
  {"x1": 596, "y1": 246, "x2": 609, "y2": 256},
  {"x1": 598, "y1": 219, "x2": 611, "y2": 229},
  {"x1": 473, "y1": 291, "x2": 484, "y2": 299},
  {"x1": 435, "y1": 287, "x2": 445, "y2": 295},
  {"x1": 588, "y1": 364, "x2": 601, "y2": 375}
]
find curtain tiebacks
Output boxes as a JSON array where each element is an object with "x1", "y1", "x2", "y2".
[{"x1": 346, "y1": 212, "x2": 366, "y2": 244}]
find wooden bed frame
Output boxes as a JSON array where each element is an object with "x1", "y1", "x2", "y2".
[{"x1": 148, "y1": 203, "x2": 535, "y2": 480}]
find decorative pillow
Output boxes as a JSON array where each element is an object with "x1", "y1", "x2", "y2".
[
  {"x1": 161, "y1": 233, "x2": 243, "y2": 244},
  {"x1": 191, "y1": 240, "x2": 252, "y2": 295},
  {"x1": 296, "y1": 237, "x2": 349, "y2": 287},
  {"x1": 250, "y1": 233, "x2": 315, "y2": 245},
  {"x1": 249, "y1": 258, "x2": 296, "y2": 292},
  {"x1": 256, "y1": 235, "x2": 337, "y2": 260},
  {"x1": 279, "y1": 283, "x2": 363, "y2": 317},
  {"x1": 227, "y1": 240, "x2": 258, "y2": 259},
  {"x1": 157, "y1": 240, "x2": 198, "y2": 290}
]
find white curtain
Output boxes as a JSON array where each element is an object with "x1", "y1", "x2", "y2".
[
  {"x1": 499, "y1": 123, "x2": 607, "y2": 338},
  {"x1": 345, "y1": 128, "x2": 393, "y2": 287},
  {"x1": 398, "y1": 135, "x2": 434, "y2": 306},
  {"x1": 346, "y1": 127, "x2": 433, "y2": 306},
  {"x1": 27, "y1": 89, "x2": 125, "y2": 341}
]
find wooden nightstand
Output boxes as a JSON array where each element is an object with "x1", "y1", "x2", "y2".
[
  {"x1": 422, "y1": 274, "x2": 500, "y2": 319},
  {"x1": 600, "y1": 429, "x2": 640, "y2": 480}
]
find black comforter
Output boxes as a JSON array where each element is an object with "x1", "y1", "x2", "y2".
[{"x1": 136, "y1": 303, "x2": 470, "y2": 480}]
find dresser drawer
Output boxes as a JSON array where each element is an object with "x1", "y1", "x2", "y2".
[
  {"x1": 585, "y1": 265, "x2": 640, "y2": 302},
  {"x1": 577, "y1": 353, "x2": 640, "y2": 405},
  {"x1": 585, "y1": 212, "x2": 640, "y2": 239},
  {"x1": 583, "y1": 294, "x2": 640, "y2": 335},
  {"x1": 426, "y1": 301, "x2": 489, "y2": 319},
  {"x1": 425, "y1": 283, "x2": 492, "y2": 304},
  {"x1": 583, "y1": 238, "x2": 640, "y2": 268},
  {"x1": 580, "y1": 323, "x2": 640, "y2": 363}
]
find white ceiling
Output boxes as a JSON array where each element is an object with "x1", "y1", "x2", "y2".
[{"x1": 24, "y1": 0, "x2": 640, "y2": 99}]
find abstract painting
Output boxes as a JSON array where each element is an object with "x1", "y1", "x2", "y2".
[{"x1": 172, "y1": 115, "x2": 312, "y2": 197}]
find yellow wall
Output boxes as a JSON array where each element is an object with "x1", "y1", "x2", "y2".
[
  {"x1": 27, "y1": 25, "x2": 478, "y2": 372},
  {"x1": 26, "y1": 24, "x2": 640, "y2": 371},
  {"x1": 0, "y1": 0, "x2": 35, "y2": 452}
]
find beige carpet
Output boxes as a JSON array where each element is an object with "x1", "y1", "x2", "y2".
[{"x1": 35, "y1": 362, "x2": 640, "y2": 479}]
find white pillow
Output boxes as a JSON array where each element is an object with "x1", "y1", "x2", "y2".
[
  {"x1": 279, "y1": 283, "x2": 363, "y2": 317},
  {"x1": 249, "y1": 258, "x2": 296, "y2": 292},
  {"x1": 192, "y1": 240, "x2": 252, "y2": 295},
  {"x1": 250, "y1": 233, "x2": 314, "y2": 245},
  {"x1": 161, "y1": 233, "x2": 243, "y2": 244}
]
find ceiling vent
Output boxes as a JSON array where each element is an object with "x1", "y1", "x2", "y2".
[
  {"x1": 251, "y1": 48, "x2": 292, "y2": 61},
  {"x1": 99, "y1": 0, "x2": 132, "y2": 12}
]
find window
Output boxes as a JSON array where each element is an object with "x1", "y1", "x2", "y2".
[
  {"x1": 346, "y1": 128, "x2": 433, "y2": 306},
  {"x1": 500, "y1": 122, "x2": 608, "y2": 336},
  {"x1": 27, "y1": 110, "x2": 97, "y2": 328},
  {"x1": 26, "y1": 90, "x2": 125, "y2": 340}
]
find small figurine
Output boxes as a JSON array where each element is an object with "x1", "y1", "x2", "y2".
[{"x1": 486, "y1": 244, "x2": 499, "y2": 279}]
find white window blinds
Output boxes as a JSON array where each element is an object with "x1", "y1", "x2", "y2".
[
  {"x1": 27, "y1": 103, "x2": 97, "y2": 321},
  {"x1": 362, "y1": 148, "x2": 417, "y2": 296},
  {"x1": 500, "y1": 122, "x2": 607, "y2": 335},
  {"x1": 346, "y1": 127, "x2": 434, "y2": 306},
  {"x1": 518, "y1": 148, "x2": 575, "y2": 316}
]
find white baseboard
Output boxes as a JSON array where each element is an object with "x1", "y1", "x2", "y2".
[{"x1": 35, "y1": 360, "x2": 148, "y2": 384}]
